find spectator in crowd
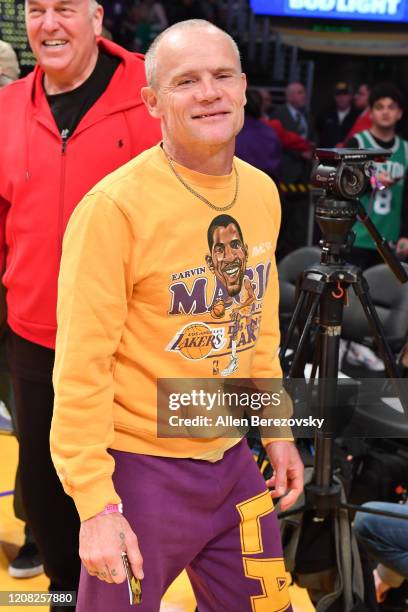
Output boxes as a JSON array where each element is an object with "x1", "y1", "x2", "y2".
[
  {"x1": 355, "y1": 502, "x2": 408, "y2": 606},
  {"x1": 236, "y1": 88, "x2": 282, "y2": 182},
  {"x1": 340, "y1": 82, "x2": 372, "y2": 145},
  {"x1": 346, "y1": 83, "x2": 408, "y2": 270},
  {"x1": 273, "y1": 82, "x2": 314, "y2": 141},
  {"x1": 0, "y1": 40, "x2": 20, "y2": 87},
  {"x1": 264, "y1": 120, "x2": 313, "y2": 157},
  {"x1": 50, "y1": 18, "x2": 303, "y2": 611},
  {"x1": 354, "y1": 82, "x2": 371, "y2": 113},
  {"x1": 0, "y1": 0, "x2": 160, "y2": 605},
  {"x1": 272, "y1": 82, "x2": 315, "y2": 256},
  {"x1": 341, "y1": 83, "x2": 408, "y2": 371},
  {"x1": 257, "y1": 86, "x2": 313, "y2": 154},
  {"x1": 316, "y1": 81, "x2": 360, "y2": 147}
]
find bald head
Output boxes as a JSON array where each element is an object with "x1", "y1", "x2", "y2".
[
  {"x1": 286, "y1": 82, "x2": 307, "y2": 110},
  {"x1": 145, "y1": 19, "x2": 241, "y2": 89}
]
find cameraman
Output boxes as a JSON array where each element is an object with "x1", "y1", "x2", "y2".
[{"x1": 345, "y1": 83, "x2": 408, "y2": 271}]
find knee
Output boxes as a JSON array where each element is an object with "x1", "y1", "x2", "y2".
[{"x1": 354, "y1": 502, "x2": 383, "y2": 540}]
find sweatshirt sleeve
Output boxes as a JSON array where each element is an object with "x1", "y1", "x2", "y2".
[
  {"x1": 250, "y1": 180, "x2": 293, "y2": 444},
  {"x1": 0, "y1": 195, "x2": 9, "y2": 274},
  {"x1": 50, "y1": 191, "x2": 135, "y2": 521}
]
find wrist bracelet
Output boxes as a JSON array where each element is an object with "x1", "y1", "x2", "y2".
[{"x1": 96, "y1": 503, "x2": 123, "y2": 517}]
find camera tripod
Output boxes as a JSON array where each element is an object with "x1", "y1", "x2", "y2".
[
  {"x1": 261, "y1": 187, "x2": 408, "y2": 610},
  {"x1": 278, "y1": 192, "x2": 408, "y2": 514}
]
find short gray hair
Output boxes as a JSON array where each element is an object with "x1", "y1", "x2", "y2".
[
  {"x1": 0, "y1": 40, "x2": 20, "y2": 82},
  {"x1": 145, "y1": 19, "x2": 242, "y2": 88},
  {"x1": 0, "y1": 74, "x2": 14, "y2": 88},
  {"x1": 89, "y1": 0, "x2": 99, "y2": 15},
  {"x1": 25, "y1": 0, "x2": 100, "y2": 17}
]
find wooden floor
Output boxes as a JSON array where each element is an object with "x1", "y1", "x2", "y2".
[{"x1": 0, "y1": 434, "x2": 314, "y2": 611}]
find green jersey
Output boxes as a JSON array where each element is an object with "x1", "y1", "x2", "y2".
[{"x1": 352, "y1": 130, "x2": 408, "y2": 250}]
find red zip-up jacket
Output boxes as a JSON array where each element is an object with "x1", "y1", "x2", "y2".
[{"x1": 0, "y1": 38, "x2": 161, "y2": 348}]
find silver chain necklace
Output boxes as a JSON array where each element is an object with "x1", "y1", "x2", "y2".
[{"x1": 162, "y1": 147, "x2": 239, "y2": 212}]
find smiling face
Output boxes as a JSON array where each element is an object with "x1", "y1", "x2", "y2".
[
  {"x1": 142, "y1": 26, "x2": 246, "y2": 156},
  {"x1": 207, "y1": 222, "x2": 248, "y2": 296},
  {"x1": 25, "y1": 0, "x2": 103, "y2": 92}
]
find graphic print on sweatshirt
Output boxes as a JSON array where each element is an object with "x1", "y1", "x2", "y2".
[{"x1": 166, "y1": 214, "x2": 272, "y2": 377}]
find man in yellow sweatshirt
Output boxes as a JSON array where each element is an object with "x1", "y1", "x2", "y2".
[{"x1": 51, "y1": 19, "x2": 304, "y2": 611}]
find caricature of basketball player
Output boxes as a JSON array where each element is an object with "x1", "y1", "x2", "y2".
[{"x1": 206, "y1": 214, "x2": 255, "y2": 376}]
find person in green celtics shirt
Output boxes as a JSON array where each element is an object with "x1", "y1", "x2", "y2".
[{"x1": 346, "y1": 83, "x2": 408, "y2": 271}]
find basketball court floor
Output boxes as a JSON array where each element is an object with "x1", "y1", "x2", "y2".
[{"x1": 0, "y1": 434, "x2": 314, "y2": 611}]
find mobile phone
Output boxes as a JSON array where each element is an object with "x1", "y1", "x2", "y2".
[{"x1": 121, "y1": 552, "x2": 142, "y2": 605}]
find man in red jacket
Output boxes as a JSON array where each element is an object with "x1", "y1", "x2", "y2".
[{"x1": 0, "y1": 0, "x2": 160, "y2": 606}]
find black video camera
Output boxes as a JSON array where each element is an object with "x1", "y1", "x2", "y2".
[{"x1": 311, "y1": 148, "x2": 391, "y2": 200}]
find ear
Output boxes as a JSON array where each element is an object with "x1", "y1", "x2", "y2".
[
  {"x1": 205, "y1": 254, "x2": 214, "y2": 273},
  {"x1": 93, "y1": 4, "x2": 104, "y2": 37},
  {"x1": 141, "y1": 86, "x2": 161, "y2": 119},
  {"x1": 241, "y1": 72, "x2": 247, "y2": 106}
]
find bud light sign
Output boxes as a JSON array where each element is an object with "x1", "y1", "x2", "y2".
[{"x1": 250, "y1": 0, "x2": 408, "y2": 22}]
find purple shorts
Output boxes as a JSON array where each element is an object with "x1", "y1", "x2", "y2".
[{"x1": 76, "y1": 439, "x2": 292, "y2": 611}]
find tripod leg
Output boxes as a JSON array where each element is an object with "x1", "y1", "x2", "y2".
[
  {"x1": 313, "y1": 291, "x2": 344, "y2": 491},
  {"x1": 289, "y1": 292, "x2": 321, "y2": 378},
  {"x1": 279, "y1": 288, "x2": 307, "y2": 362},
  {"x1": 310, "y1": 333, "x2": 320, "y2": 381},
  {"x1": 305, "y1": 334, "x2": 321, "y2": 414}
]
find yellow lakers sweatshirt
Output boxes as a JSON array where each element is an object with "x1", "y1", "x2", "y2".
[{"x1": 51, "y1": 144, "x2": 290, "y2": 521}]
